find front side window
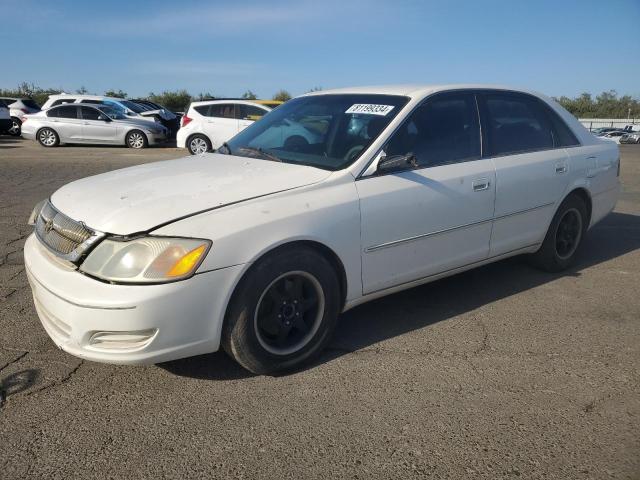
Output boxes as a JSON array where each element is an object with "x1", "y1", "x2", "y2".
[
  {"x1": 482, "y1": 93, "x2": 555, "y2": 156},
  {"x1": 224, "y1": 94, "x2": 409, "y2": 171},
  {"x1": 49, "y1": 105, "x2": 78, "y2": 119},
  {"x1": 239, "y1": 104, "x2": 269, "y2": 121},
  {"x1": 383, "y1": 93, "x2": 481, "y2": 168}
]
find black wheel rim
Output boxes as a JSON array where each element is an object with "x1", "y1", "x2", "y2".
[
  {"x1": 254, "y1": 271, "x2": 325, "y2": 355},
  {"x1": 555, "y1": 208, "x2": 582, "y2": 260}
]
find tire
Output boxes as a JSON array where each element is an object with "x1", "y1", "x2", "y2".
[
  {"x1": 8, "y1": 117, "x2": 21, "y2": 136},
  {"x1": 528, "y1": 194, "x2": 588, "y2": 272},
  {"x1": 37, "y1": 128, "x2": 59, "y2": 147},
  {"x1": 187, "y1": 134, "x2": 211, "y2": 155},
  {"x1": 126, "y1": 130, "x2": 148, "y2": 149},
  {"x1": 222, "y1": 246, "x2": 341, "y2": 375}
]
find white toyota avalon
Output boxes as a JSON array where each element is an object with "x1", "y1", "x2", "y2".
[{"x1": 24, "y1": 85, "x2": 620, "y2": 374}]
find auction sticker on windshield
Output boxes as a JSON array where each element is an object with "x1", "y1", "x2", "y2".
[{"x1": 345, "y1": 104, "x2": 395, "y2": 116}]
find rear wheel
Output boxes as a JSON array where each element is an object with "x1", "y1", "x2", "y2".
[
  {"x1": 37, "y1": 128, "x2": 59, "y2": 147},
  {"x1": 126, "y1": 130, "x2": 147, "y2": 149},
  {"x1": 528, "y1": 194, "x2": 587, "y2": 272},
  {"x1": 8, "y1": 117, "x2": 21, "y2": 136},
  {"x1": 222, "y1": 246, "x2": 341, "y2": 375},
  {"x1": 187, "y1": 134, "x2": 211, "y2": 155}
]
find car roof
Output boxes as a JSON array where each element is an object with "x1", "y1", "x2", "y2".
[
  {"x1": 190, "y1": 99, "x2": 272, "y2": 108},
  {"x1": 47, "y1": 94, "x2": 126, "y2": 101},
  {"x1": 302, "y1": 84, "x2": 545, "y2": 99}
]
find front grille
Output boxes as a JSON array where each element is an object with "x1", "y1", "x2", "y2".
[{"x1": 34, "y1": 201, "x2": 104, "y2": 263}]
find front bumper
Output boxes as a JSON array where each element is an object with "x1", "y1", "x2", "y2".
[{"x1": 24, "y1": 234, "x2": 243, "y2": 365}]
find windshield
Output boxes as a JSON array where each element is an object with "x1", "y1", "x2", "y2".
[
  {"x1": 224, "y1": 94, "x2": 409, "y2": 170},
  {"x1": 98, "y1": 105, "x2": 126, "y2": 120}
]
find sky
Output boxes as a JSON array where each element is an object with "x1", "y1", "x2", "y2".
[{"x1": 2, "y1": 0, "x2": 639, "y2": 99}]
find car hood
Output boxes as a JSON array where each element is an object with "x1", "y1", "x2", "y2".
[
  {"x1": 139, "y1": 108, "x2": 176, "y2": 120},
  {"x1": 50, "y1": 153, "x2": 332, "y2": 235}
]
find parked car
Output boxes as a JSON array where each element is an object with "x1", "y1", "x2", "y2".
[
  {"x1": 0, "y1": 99, "x2": 12, "y2": 133},
  {"x1": 620, "y1": 131, "x2": 640, "y2": 144},
  {"x1": 41, "y1": 94, "x2": 159, "y2": 126},
  {"x1": 597, "y1": 130, "x2": 626, "y2": 143},
  {"x1": 177, "y1": 99, "x2": 275, "y2": 154},
  {"x1": 0, "y1": 97, "x2": 41, "y2": 136},
  {"x1": 623, "y1": 124, "x2": 640, "y2": 133},
  {"x1": 24, "y1": 85, "x2": 619, "y2": 374},
  {"x1": 21, "y1": 103, "x2": 168, "y2": 148},
  {"x1": 591, "y1": 127, "x2": 622, "y2": 136},
  {"x1": 129, "y1": 99, "x2": 180, "y2": 137}
]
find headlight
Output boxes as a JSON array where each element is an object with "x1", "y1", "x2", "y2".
[
  {"x1": 28, "y1": 198, "x2": 47, "y2": 225},
  {"x1": 80, "y1": 237, "x2": 211, "y2": 284}
]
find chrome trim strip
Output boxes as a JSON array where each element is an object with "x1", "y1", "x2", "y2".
[{"x1": 364, "y1": 202, "x2": 555, "y2": 253}]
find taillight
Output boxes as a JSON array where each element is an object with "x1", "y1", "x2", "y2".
[{"x1": 181, "y1": 115, "x2": 192, "y2": 127}]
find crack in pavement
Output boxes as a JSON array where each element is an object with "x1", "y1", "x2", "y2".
[
  {"x1": 0, "y1": 351, "x2": 28, "y2": 374},
  {"x1": 24, "y1": 359, "x2": 85, "y2": 398}
]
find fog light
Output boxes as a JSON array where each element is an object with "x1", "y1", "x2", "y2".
[{"x1": 88, "y1": 329, "x2": 157, "y2": 350}]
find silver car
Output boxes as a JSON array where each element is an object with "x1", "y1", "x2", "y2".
[{"x1": 21, "y1": 104, "x2": 168, "y2": 149}]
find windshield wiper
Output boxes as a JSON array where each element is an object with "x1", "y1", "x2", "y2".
[{"x1": 236, "y1": 146, "x2": 283, "y2": 162}]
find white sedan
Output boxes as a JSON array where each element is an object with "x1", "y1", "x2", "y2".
[{"x1": 24, "y1": 85, "x2": 620, "y2": 374}]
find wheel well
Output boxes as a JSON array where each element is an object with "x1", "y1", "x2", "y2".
[
  {"x1": 567, "y1": 188, "x2": 592, "y2": 225},
  {"x1": 235, "y1": 240, "x2": 348, "y2": 311},
  {"x1": 125, "y1": 129, "x2": 147, "y2": 145}
]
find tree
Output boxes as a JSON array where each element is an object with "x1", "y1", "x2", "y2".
[
  {"x1": 76, "y1": 86, "x2": 89, "y2": 94},
  {"x1": 242, "y1": 90, "x2": 257, "y2": 100},
  {"x1": 306, "y1": 86, "x2": 323, "y2": 93},
  {"x1": 147, "y1": 89, "x2": 192, "y2": 112},
  {"x1": 104, "y1": 89, "x2": 127, "y2": 98},
  {"x1": 272, "y1": 89, "x2": 292, "y2": 102}
]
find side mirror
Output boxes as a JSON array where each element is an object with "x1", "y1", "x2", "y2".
[
  {"x1": 98, "y1": 114, "x2": 111, "y2": 122},
  {"x1": 377, "y1": 152, "x2": 418, "y2": 173}
]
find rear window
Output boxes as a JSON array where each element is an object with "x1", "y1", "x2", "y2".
[{"x1": 22, "y1": 99, "x2": 41, "y2": 109}]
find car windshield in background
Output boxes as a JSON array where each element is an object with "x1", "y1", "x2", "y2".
[
  {"x1": 120, "y1": 100, "x2": 149, "y2": 113},
  {"x1": 224, "y1": 94, "x2": 409, "y2": 171},
  {"x1": 98, "y1": 105, "x2": 126, "y2": 120}
]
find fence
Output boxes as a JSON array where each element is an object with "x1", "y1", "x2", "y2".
[{"x1": 579, "y1": 118, "x2": 639, "y2": 131}]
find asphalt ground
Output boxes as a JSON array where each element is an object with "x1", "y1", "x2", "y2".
[{"x1": 0, "y1": 135, "x2": 638, "y2": 479}]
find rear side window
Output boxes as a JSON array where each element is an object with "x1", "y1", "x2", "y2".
[
  {"x1": 48, "y1": 105, "x2": 78, "y2": 119},
  {"x1": 482, "y1": 93, "x2": 555, "y2": 156},
  {"x1": 50, "y1": 99, "x2": 77, "y2": 107},
  {"x1": 208, "y1": 104, "x2": 236, "y2": 119},
  {"x1": 384, "y1": 92, "x2": 481, "y2": 168},
  {"x1": 22, "y1": 99, "x2": 40, "y2": 109},
  {"x1": 541, "y1": 103, "x2": 580, "y2": 147},
  {"x1": 80, "y1": 106, "x2": 100, "y2": 120},
  {"x1": 193, "y1": 105, "x2": 210, "y2": 116}
]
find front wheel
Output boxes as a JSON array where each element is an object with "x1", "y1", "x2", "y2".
[
  {"x1": 126, "y1": 130, "x2": 148, "y2": 149},
  {"x1": 187, "y1": 134, "x2": 211, "y2": 155},
  {"x1": 37, "y1": 128, "x2": 59, "y2": 147},
  {"x1": 222, "y1": 246, "x2": 341, "y2": 375},
  {"x1": 528, "y1": 194, "x2": 588, "y2": 272}
]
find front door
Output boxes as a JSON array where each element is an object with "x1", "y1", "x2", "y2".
[
  {"x1": 204, "y1": 103, "x2": 239, "y2": 149},
  {"x1": 80, "y1": 106, "x2": 118, "y2": 143},
  {"x1": 357, "y1": 92, "x2": 496, "y2": 294}
]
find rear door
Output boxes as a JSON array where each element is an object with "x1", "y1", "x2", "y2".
[
  {"x1": 49, "y1": 105, "x2": 83, "y2": 141},
  {"x1": 80, "y1": 106, "x2": 118, "y2": 143},
  {"x1": 478, "y1": 91, "x2": 572, "y2": 256},
  {"x1": 202, "y1": 103, "x2": 239, "y2": 148}
]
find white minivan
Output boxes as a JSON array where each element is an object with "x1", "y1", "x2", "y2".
[
  {"x1": 24, "y1": 85, "x2": 620, "y2": 374},
  {"x1": 177, "y1": 99, "x2": 272, "y2": 154}
]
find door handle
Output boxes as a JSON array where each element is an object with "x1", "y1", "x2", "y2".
[
  {"x1": 82, "y1": 122, "x2": 90, "y2": 125},
  {"x1": 555, "y1": 165, "x2": 567, "y2": 174},
  {"x1": 472, "y1": 179, "x2": 490, "y2": 192}
]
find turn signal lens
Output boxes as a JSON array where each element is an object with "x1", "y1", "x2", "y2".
[{"x1": 167, "y1": 244, "x2": 208, "y2": 277}]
